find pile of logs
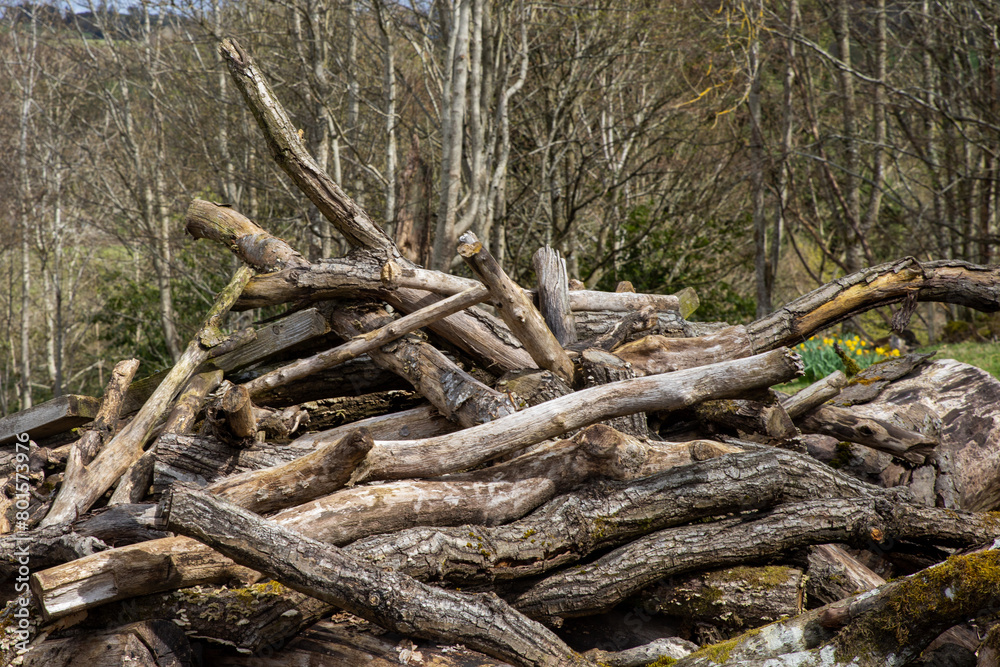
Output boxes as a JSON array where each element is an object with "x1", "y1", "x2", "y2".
[{"x1": 3, "y1": 38, "x2": 1000, "y2": 667}]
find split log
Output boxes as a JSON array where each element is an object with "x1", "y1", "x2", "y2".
[
  {"x1": 496, "y1": 369, "x2": 574, "y2": 408},
  {"x1": 639, "y1": 564, "x2": 804, "y2": 632},
  {"x1": 806, "y1": 544, "x2": 886, "y2": 606},
  {"x1": 780, "y1": 370, "x2": 847, "y2": 418},
  {"x1": 351, "y1": 347, "x2": 802, "y2": 482},
  {"x1": 120, "y1": 307, "x2": 329, "y2": 414},
  {"x1": 827, "y1": 352, "x2": 935, "y2": 407},
  {"x1": 19, "y1": 619, "x2": 192, "y2": 667},
  {"x1": 459, "y1": 231, "x2": 575, "y2": 384},
  {"x1": 533, "y1": 245, "x2": 577, "y2": 345},
  {"x1": 670, "y1": 547, "x2": 1000, "y2": 667},
  {"x1": 39, "y1": 266, "x2": 255, "y2": 528},
  {"x1": 0, "y1": 394, "x2": 101, "y2": 445},
  {"x1": 30, "y1": 534, "x2": 259, "y2": 620},
  {"x1": 161, "y1": 483, "x2": 588, "y2": 667},
  {"x1": 511, "y1": 498, "x2": 1000, "y2": 623},
  {"x1": 0, "y1": 503, "x2": 167, "y2": 582},
  {"x1": 289, "y1": 404, "x2": 458, "y2": 446}
]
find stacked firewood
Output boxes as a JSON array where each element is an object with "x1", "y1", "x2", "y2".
[{"x1": 2, "y1": 38, "x2": 1000, "y2": 667}]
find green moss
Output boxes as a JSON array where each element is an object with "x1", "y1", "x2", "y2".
[
  {"x1": 836, "y1": 550, "x2": 1000, "y2": 661},
  {"x1": 645, "y1": 657, "x2": 678, "y2": 667},
  {"x1": 685, "y1": 624, "x2": 766, "y2": 664},
  {"x1": 706, "y1": 565, "x2": 791, "y2": 589},
  {"x1": 828, "y1": 442, "x2": 854, "y2": 469}
]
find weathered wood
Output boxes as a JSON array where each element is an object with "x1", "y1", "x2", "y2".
[
  {"x1": 583, "y1": 637, "x2": 698, "y2": 667},
  {"x1": 350, "y1": 451, "x2": 781, "y2": 585},
  {"x1": 30, "y1": 534, "x2": 259, "y2": 620},
  {"x1": 84, "y1": 583, "x2": 333, "y2": 658},
  {"x1": 290, "y1": 404, "x2": 458, "y2": 447},
  {"x1": 323, "y1": 302, "x2": 516, "y2": 428},
  {"x1": 202, "y1": 614, "x2": 511, "y2": 666},
  {"x1": 268, "y1": 425, "x2": 684, "y2": 547},
  {"x1": 19, "y1": 619, "x2": 193, "y2": 667},
  {"x1": 0, "y1": 394, "x2": 101, "y2": 445},
  {"x1": 238, "y1": 354, "x2": 409, "y2": 406},
  {"x1": 204, "y1": 429, "x2": 373, "y2": 514},
  {"x1": 352, "y1": 348, "x2": 803, "y2": 482},
  {"x1": 120, "y1": 308, "x2": 330, "y2": 414},
  {"x1": 496, "y1": 369, "x2": 574, "y2": 408},
  {"x1": 533, "y1": 246, "x2": 577, "y2": 345},
  {"x1": 511, "y1": 498, "x2": 1000, "y2": 624},
  {"x1": 672, "y1": 548, "x2": 1000, "y2": 667},
  {"x1": 0, "y1": 503, "x2": 166, "y2": 582},
  {"x1": 781, "y1": 370, "x2": 847, "y2": 418},
  {"x1": 221, "y1": 382, "x2": 258, "y2": 440},
  {"x1": 614, "y1": 325, "x2": 752, "y2": 375},
  {"x1": 568, "y1": 307, "x2": 658, "y2": 353},
  {"x1": 71, "y1": 359, "x2": 140, "y2": 464},
  {"x1": 798, "y1": 403, "x2": 936, "y2": 463},
  {"x1": 639, "y1": 565, "x2": 804, "y2": 632},
  {"x1": 578, "y1": 349, "x2": 647, "y2": 437},
  {"x1": 807, "y1": 544, "x2": 886, "y2": 606},
  {"x1": 243, "y1": 286, "x2": 488, "y2": 399},
  {"x1": 161, "y1": 483, "x2": 588, "y2": 667},
  {"x1": 694, "y1": 393, "x2": 798, "y2": 440},
  {"x1": 459, "y1": 232, "x2": 575, "y2": 384},
  {"x1": 39, "y1": 266, "x2": 255, "y2": 528},
  {"x1": 846, "y1": 359, "x2": 1000, "y2": 511}
]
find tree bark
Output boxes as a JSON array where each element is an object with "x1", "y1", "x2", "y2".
[
  {"x1": 352, "y1": 348, "x2": 802, "y2": 482},
  {"x1": 160, "y1": 484, "x2": 588, "y2": 667},
  {"x1": 533, "y1": 245, "x2": 577, "y2": 345},
  {"x1": 459, "y1": 231, "x2": 575, "y2": 384}
]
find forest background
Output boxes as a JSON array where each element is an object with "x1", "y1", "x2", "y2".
[{"x1": 0, "y1": 0, "x2": 997, "y2": 415}]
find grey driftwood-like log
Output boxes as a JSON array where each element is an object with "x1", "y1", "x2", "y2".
[
  {"x1": 161, "y1": 483, "x2": 589, "y2": 667},
  {"x1": 39, "y1": 266, "x2": 255, "y2": 528},
  {"x1": 220, "y1": 382, "x2": 257, "y2": 440},
  {"x1": 693, "y1": 392, "x2": 798, "y2": 439},
  {"x1": 533, "y1": 245, "x2": 577, "y2": 345},
  {"x1": 348, "y1": 450, "x2": 782, "y2": 584},
  {"x1": 266, "y1": 424, "x2": 707, "y2": 546},
  {"x1": 617, "y1": 259, "x2": 1000, "y2": 377},
  {"x1": 798, "y1": 403, "x2": 936, "y2": 463},
  {"x1": 351, "y1": 347, "x2": 802, "y2": 482},
  {"x1": 68, "y1": 359, "x2": 140, "y2": 465},
  {"x1": 28, "y1": 442, "x2": 747, "y2": 619},
  {"x1": 578, "y1": 350, "x2": 647, "y2": 437},
  {"x1": 780, "y1": 369, "x2": 847, "y2": 418},
  {"x1": 203, "y1": 429, "x2": 372, "y2": 514},
  {"x1": 458, "y1": 231, "x2": 576, "y2": 384},
  {"x1": 511, "y1": 498, "x2": 1000, "y2": 624}
]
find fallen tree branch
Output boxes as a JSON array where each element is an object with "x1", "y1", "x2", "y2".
[
  {"x1": 352, "y1": 348, "x2": 803, "y2": 482},
  {"x1": 161, "y1": 483, "x2": 590, "y2": 667}
]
